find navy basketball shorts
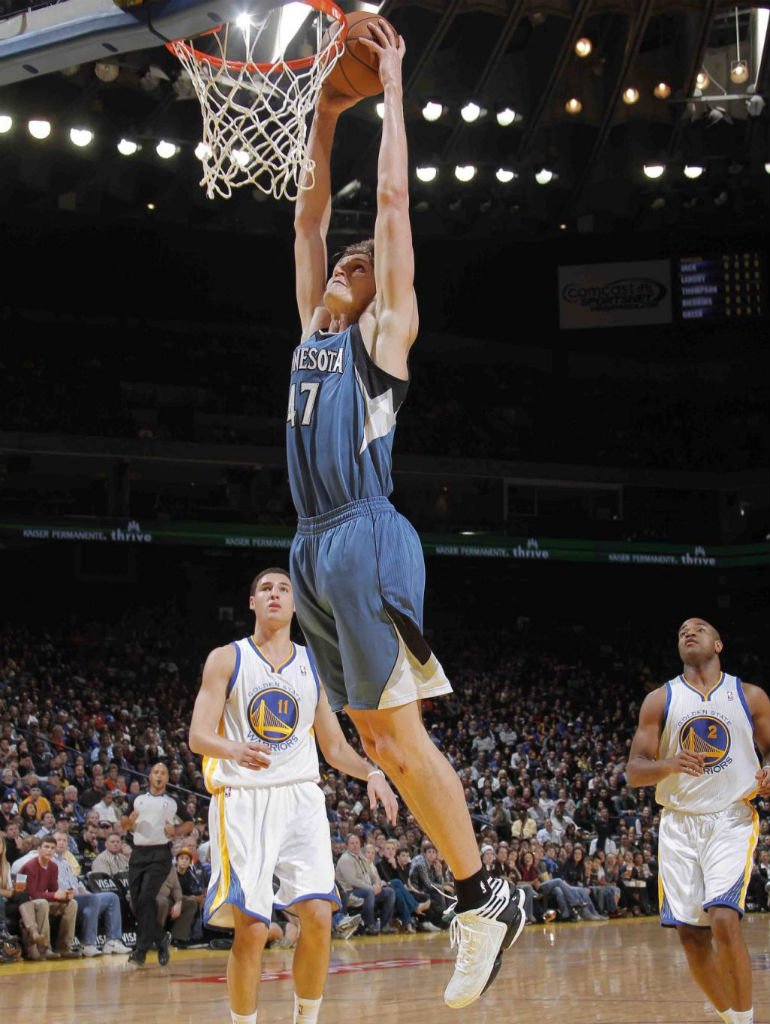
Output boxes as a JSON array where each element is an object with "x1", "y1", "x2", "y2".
[{"x1": 289, "y1": 496, "x2": 452, "y2": 712}]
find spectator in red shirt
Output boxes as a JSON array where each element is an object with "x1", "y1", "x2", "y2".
[{"x1": 19, "y1": 835, "x2": 79, "y2": 960}]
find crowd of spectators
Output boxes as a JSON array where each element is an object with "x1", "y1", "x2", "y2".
[{"x1": 1, "y1": 608, "x2": 768, "y2": 963}]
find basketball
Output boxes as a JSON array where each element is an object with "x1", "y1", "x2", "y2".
[{"x1": 324, "y1": 12, "x2": 396, "y2": 98}]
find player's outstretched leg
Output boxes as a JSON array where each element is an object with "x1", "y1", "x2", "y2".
[{"x1": 348, "y1": 703, "x2": 526, "y2": 1008}]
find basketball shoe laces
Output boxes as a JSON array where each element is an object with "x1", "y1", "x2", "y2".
[{"x1": 443, "y1": 876, "x2": 509, "y2": 975}]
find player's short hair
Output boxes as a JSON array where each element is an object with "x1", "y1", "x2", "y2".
[
  {"x1": 334, "y1": 238, "x2": 375, "y2": 267},
  {"x1": 250, "y1": 567, "x2": 291, "y2": 597}
]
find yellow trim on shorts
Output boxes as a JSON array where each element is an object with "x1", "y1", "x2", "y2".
[
  {"x1": 210, "y1": 788, "x2": 231, "y2": 915},
  {"x1": 738, "y1": 804, "x2": 760, "y2": 907}
]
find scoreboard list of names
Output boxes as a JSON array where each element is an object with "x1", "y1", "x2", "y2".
[{"x1": 678, "y1": 252, "x2": 764, "y2": 320}]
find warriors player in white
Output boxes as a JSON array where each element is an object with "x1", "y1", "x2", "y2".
[
  {"x1": 190, "y1": 567, "x2": 398, "y2": 1024},
  {"x1": 627, "y1": 617, "x2": 770, "y2": 1024}
]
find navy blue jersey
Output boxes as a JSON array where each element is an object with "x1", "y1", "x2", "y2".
[{"x1": 286, "y1": 323, "x2": 409, "y2": 517}]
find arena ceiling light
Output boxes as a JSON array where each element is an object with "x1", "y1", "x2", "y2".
[
  {"x1": 415, "y1": 165, "x2": 437, "y2": 183},
  {"x1": 232, "y1": 148, "x2": 250, "y2": 168},
  {"x1": 495, "y1": 167, "x2": 517, "y2": 183},
  {"x1": 421, "y1": 101, "x2": 443, "y2": 122},
  {"x1": 534, "y1": 167, "x2": 554, "y2": 185},
  {"x1": 194, "y1": 141, "x2": 212, "y2": 161},
  {"x1": 574, "y1": 37, "x2": 592, "y2": 58},
  {"x1": 622, "y1": 87, "x2": 640, "y2": 105},
  {"x1": 695, "y1": 70, "x2": 710, "y2": 90},
  {"x1": 496, "y1": 107, "x2": 516, "y2": 126},
  {"x1": 460, "y1": 101, "x2": 482, "y2": 123},
  {"x1": 765, "y1": 162, "x2": 770, "y2": 175},
  {"x1": 117, "y1": 138, "x2": 138, "y2": 156},
  {"x1": 565, "y1": 97, "x2": 582, "y2": 115},
  {"x1": 643, "y1": 163, "x2": 665, "y2": 179},
  {"x1": 94, "y1": 59, "x2": 119, "y2": 83},
  {"x1": 375, "y1": 102, "x2": 385, "y2": 118},
  {"x1": 683, "y1": 164, "x2": 705, "y2": 179},
  {"x1": 653, "y1": 82, "x2": 671, "y2": 99},
  {"x1": 0, "y1": 115, "x2": 12, "y2": 133},
  {"x1": 156, "y1": 140, "x2": 178, "y2": 159},
  {"x1": 454, "y1": 164, "x2": 476, "y2": 182},
  {"x1": 28, "y1": 119, "x2": 51, "y2": 139},
  {"x1": 69, "y1": 127, "x2": 93, "y2": 147}
]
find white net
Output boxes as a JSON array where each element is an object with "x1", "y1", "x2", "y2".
[{"x1": 169, "y1": 2, "x2": 345, "y2": 201}]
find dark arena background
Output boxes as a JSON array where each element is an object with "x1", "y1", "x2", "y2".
[{"x1": 0, "y1": 2, "x2": 768, "y2": 1023}]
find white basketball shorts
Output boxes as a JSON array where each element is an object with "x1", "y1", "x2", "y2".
[
  {"x1": 658, "y1": 801, "x2": 759, "y2": 928},
  {"x1": 205, "y1": 781, "x2": 340, "y2": 929}
]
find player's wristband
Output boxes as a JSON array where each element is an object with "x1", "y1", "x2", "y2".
[{"x1": 367, "y1": 768, "x2": 385, "y2": 780}]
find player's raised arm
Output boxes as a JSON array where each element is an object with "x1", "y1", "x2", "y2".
[
  {"x1": 312, "y1": 689, "x2": 399, "y2": 824},
  {"x1": 294, "y1": 88, "x2": 361, "y2": 341},
  {"x1": 189, "y1": 645, "x2": 271, "y2": 771},
  {"x1": 362, "y1": 21, "x2": 417, "y2": 377},
  {"x1": 626, "y1": 686, "x2": 706, "y2": 787}
]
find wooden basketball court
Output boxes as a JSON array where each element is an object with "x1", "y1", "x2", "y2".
[{"x1": 1, "y1": 916, "x2": 768, "y2": 1024}]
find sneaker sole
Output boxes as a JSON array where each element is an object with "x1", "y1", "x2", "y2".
[{"x1": 479, "y1": 888, "x2": 527, "y2": 999}]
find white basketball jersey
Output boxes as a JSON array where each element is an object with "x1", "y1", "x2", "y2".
[
  {"x1": 655, "y1": 672, "x2": 759, "y2": 813},
  {"x1": 203, "y1": 637, "x2": 321, "y2": 792}
]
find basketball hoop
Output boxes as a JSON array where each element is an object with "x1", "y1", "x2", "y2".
[{"x1": 167, "y1": 0, "x2": 347, "y2": 201}]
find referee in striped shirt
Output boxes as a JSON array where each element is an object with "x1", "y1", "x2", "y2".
[{"x1": 122, "y1": 763, "x2": 193, "y2": 966}]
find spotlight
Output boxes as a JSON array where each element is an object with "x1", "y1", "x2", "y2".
[
  {"x1": 622, "y1": 87, "x2": 639, "y2": 105},
  {"x1": 232, "y1": 148, "x2": 250, "y2": 168},
  {"x1": 146, "y1": 202, "x2": 156, "y2": 211},
  {"x1": 695, "y1": 71, "x2": 710, "y2": 90},
  {"x1": 194, "y1": 141, "x2": 211, "y2": 161},
  {"x1": 496, "y1": 107, "x2": 516, "y2": 126},
  {"x1": 653, "y1": 82, "x2": 671, "y2": 100},
  {"x1": 765, "y1": 162, "x2": 770, "y2": 175},
  {"x1": 730, "y1": 59, "x2": 749, "y2": 84},
  {"x1": 683, "y1": 164, "x2": 704, "y2": 179},
  {"x1": 535, "y1": 167, "x2": 554, "y2": 185},
  {"x1": 375, "y1": 102, "x2": 385, "y2": 119},
  {"x1": 559, "y1": 223, "x2": 567, "y2": 230},
  {"x1": 565, "y1": 98, "x2": 582, "y2": 115},
  {"x1": 454, "y1": 164, "x2": 476, "y2": 182},
  {"x1": 643, "y1": 163, "x2": 665, "y2": 179},
  {"x1": 746, "y1": 95, "x2": 765, "y2": 117},
  {"x1": 94, "y1": 59, "x2": 119, "y2": 83},
  {"x1": 117, "y1": 138, "x2": 138, "y2": 156},
  {"x1": 415, "y1": 166, "x2": 438, "y2": 183},
  {"x1": 495, "y1": 168, "x2": 516, "y2": 183},
  {"x1": 69, "y1": 127, "x2": 93, "y2": 147},
  {"x1": 235, "y1": 12, "x2": 251, "y2": 31},
  {"x1": 0, "y1": 115, "x2": 12, "y2": 133},
  {"x1": 460, "y1": 102, "x2": 482, "y2": 123},
  {"x1": 421, "y1": 101, "x2": 443, "y2": 122},
  {"x1": 574, "y1": 38, "x2": 592, "y2": 58},
  {"x1": 156, "y1": 140, "x2": 177, "y2": 159},
  {"x1": 28, "y1": 119, "x2": 51, "y2": 139}
]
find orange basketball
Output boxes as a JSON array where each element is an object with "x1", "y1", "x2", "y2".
[{"x1": 324, "y1": 12, "x2": 395, "y2": 98}]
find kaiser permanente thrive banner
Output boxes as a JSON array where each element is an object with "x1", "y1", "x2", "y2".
[{"x1": 558, "y1": 260, "x2": 672, "y2": 329}]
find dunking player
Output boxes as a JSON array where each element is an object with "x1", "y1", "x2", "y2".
[
  {"x1": 189, "y1": 568, "x2": 398, "y2": 1024},
  {"x1": 627, "y1": 617, "x2": 770, "y2": 1024},
  {"x1": 290, "y1": 19, "x2": 524, "y2": 1009}
]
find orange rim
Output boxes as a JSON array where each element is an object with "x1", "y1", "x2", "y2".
[{"x1": 166, "y1": 0, "x2": 347, "y2": 75}]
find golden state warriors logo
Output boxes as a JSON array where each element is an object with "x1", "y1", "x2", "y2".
[
  {"x1": 678, "y1": 715, "x2": 731, "y2": 768},
  {"x1": 247, "y1": 688, "x2": 299, "y2": 745}
]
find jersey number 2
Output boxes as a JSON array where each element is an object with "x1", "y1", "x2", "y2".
[{"x1": 287, "y1": 382, "x2": 319, "y2": 427}]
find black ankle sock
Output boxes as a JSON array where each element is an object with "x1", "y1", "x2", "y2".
[{"x1": 454, "y1": 868, "x2": 495, "y2": 911}]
